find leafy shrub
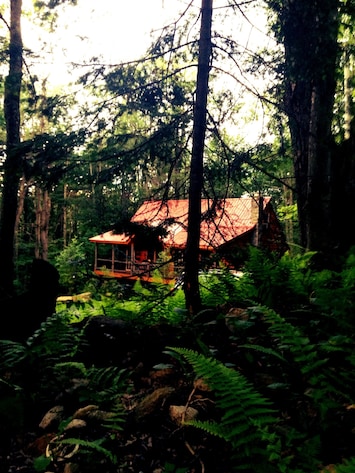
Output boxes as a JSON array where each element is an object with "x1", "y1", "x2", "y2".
[{"x1": 55, "y1": 238, "x2": 89, "y2": 294}]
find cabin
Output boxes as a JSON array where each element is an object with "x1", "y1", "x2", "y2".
[{"x1": 89, "y1": 196, "x2": 288, "y2": 282}]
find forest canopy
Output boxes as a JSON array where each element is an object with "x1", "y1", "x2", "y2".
[
  {"x1": 1, "y1": 2, "x2": 355, "y2": 472},
  {"x1": 0, "y1": 0, "x2": 354, "y2": 296}
]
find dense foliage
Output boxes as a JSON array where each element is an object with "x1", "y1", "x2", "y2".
[
  {"x1": 0, "y1": 1, "x2": 297, "y2": 294},
  {"x1": 0, "y1": 247, "x2": 354, "y2": 472},
  {"x1": 0, "y1": 1, "x2": 355, "y2": 469}
]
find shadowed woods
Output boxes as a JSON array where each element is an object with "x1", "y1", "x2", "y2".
[{"x1": 0, "y1": 259, "x2": 60, "y2": 343}]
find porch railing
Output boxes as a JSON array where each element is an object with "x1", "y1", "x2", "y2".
[{"x1": 94, "y1": 257, "x2": 176, "y2": 279}]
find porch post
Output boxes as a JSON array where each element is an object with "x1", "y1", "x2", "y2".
[
  {"x1": 94, "y1": 243, "x2": 98, "y2": 271},
  {"x1": 131, "y1": 242, "x2": 134, "y2": 273}
]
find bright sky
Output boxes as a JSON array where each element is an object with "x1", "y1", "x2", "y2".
[
  {"x1": 18, "y1": 0, "x2": 271, "y2": 143},
  {"x1": 55, "y1": 0, "x2": 187, "y2": 62},
  {"x1": 22, "y1": 0, "x2": 194, "y2": 86},
  {"x1": 21, "y1": 0, "x2": 268, "y2": 87}
]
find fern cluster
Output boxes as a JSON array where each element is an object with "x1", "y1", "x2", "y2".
[
  {"x1": 0, "y1": 314, "x2": 131, "y2": 472},
  {"x1": 168, "y1": 341, "x2": 355, "y2": 473},
  {"x1": 162, "y1": 248, "x2": 355, "y2": 472},
  {"x1": 169, "y1": 347, "x2": 281, "y2": 472},
  {"x1": 2, "y1": 247, "x2": 355, "y2": 471}
]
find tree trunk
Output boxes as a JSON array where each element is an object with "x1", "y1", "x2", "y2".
[
  {"x1": 35, "y1": 187, "x2": 51, "y2": 261},
  {"x1": 281, "y1": 0, "x2": 341, "y2": 258},
  {"x1": 0, "y1": 0, "x2": 23, "y2": 296},
  {"x1": 14, "y1": 176, "x2": 27, "y2": 260},
  {"x1": 184, "y1": 0, "x2": 213, "y2": 314},
  {"x1": 343, "y1": 49, "x2": 352, "y2": 141}
]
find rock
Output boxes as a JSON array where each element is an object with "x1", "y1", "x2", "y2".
[
  {"x1": 169, "y1": 405, "x2": 198, "y2": 425},
  {"x1": 39, "y1": 405, "x2": 64, "y2": 430},
  {"x1": 64, "y1": 419, "x2": 87, "y2": 431},
  {"x1": 73, "y1": 404, "x2": 116, "y2": 423},
  {"x1": 194, "y1": 378, "x2": 211, "y2": 392},
  {"x1": 133, "y1": 387, "x2": 175, "y2": 422}
]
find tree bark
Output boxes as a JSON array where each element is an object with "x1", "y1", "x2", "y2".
[
  {"x1": 35, "y1": 187, "x2": 51, "y2": 261},
  {"x1": 281, "y1": 0, "x2": 341, "y2": 256},
  {"x1": 184, "y1": 0, "x2": 213, "y2": 314},
  {"x1": 0, "y1": 0, "x2": 23, "y2": 296},
  {"x1": 14, "y1": 176, "x2": 27, "y2": 260}
]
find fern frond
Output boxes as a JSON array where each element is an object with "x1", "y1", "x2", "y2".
[
  {"x1": 168, "y1": 347, "x2": 279, "y2": 470},
  {"x1": 333, "y1": 457, "x2": 355, "y2": 472},
  {"x1": 52, "y1": 437, "x2": 117, "y2": 464},
  {"x1": 184, "y1": 419, "x2": 226, "y2": 439},
  {"x1": 84, "y1": 366, "x2": 130, "y2": 406},
  {"x1": 239, "y1": 344, "x2": 287, "y2": 362},
  {"x1": 29, "y1": 312, "x2": 83, "y2": 361},
  {"x1": 102, "y1": 410, "x2": 126, "y2": 432},
  {"x1": 262, "y1": 308, "x2": 318, "y2": 366},
  {"x1": 261, "y1": 306, "x2": 355, "y2": 421},
  {"x1": 0, "y1": 340, "x2": 28, "y2": 370},
  {"x1": 87, "y1": 366, "x2": 129, "y2": 391}
]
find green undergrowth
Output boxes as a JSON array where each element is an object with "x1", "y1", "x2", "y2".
[{"x1": 1, "y1": 246, "x2": 355, "y2": 471}]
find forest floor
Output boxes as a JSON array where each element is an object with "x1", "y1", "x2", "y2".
[
  {"x1": 0, "y1": 307, "x2": 352, "y2": 473},
  {"x1": 0, "y1": 311, "x2": 233, "y2": 472}
]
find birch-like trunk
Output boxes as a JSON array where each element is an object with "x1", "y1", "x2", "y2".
[{"x1": 35, "y1": 188, "x2": 51, "y2": 261}]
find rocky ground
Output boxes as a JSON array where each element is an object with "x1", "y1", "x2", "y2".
[
  {"x1": 0, "y1": 308, "x2": 354, "y2": 473},
  {"x1": 0, "y1": 311, "x2": 238, "y2": 473}
]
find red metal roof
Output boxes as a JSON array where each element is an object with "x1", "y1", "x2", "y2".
[
  {"x1": 89, "y1": 232, "x2": 132, "y2": 245},
  {"x1": 89, "y1": 197, "x2": 271, "y2": 250}
]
